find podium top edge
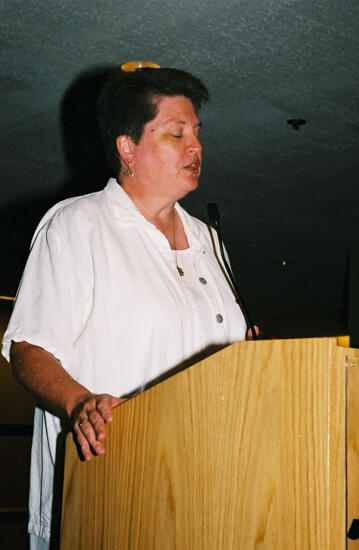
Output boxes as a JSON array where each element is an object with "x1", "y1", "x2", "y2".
[{"x1": 237, "y1": 336, "x2": 350, "y2": 347}]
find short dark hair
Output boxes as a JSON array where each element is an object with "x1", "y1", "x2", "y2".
[{"x1": 97, "y1": 67, "x2": 209, "y2": 176}]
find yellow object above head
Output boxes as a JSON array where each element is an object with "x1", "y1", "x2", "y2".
[{"x1": 121, "y1": 61, "x2": 161, "y2": 72}]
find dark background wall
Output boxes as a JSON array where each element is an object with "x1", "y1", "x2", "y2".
[{"x1": 1, "y1": 1, "x2": 359, "y2": 338}]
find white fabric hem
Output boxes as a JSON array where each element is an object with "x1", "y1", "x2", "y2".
[
  {"x1": 2, "y1": 333, "x2": 69, "y2": 369},
  {"x1": 29, "y1": 519, "x2": 51, "y2": 540}
]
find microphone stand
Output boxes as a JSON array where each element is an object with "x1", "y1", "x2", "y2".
[{"x1": 207, "y1": 203, "x2": 257, "y2": 340}]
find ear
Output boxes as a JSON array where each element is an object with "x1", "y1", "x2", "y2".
[{"x1": 116, "y1": 135, "x2": 135, "y2": 166}]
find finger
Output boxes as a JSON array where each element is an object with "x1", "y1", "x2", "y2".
[
  {"x1": 77, "y1": 417, "x2": 106, "y2": 457},
  {"x1": 73, "y1": 396, "x2": 127, "y2": 460},
  {"x1": 96, "y1": 395, "x2": 127, "y2": 423},
  {"x1": 74, "y1": 422, "x2": 96, "y2": 461},
  {"x1": 88, "y1": 409, "x2": 107, "y2": 441},
  {"x1": 247, "y1": 325, "x2": 260, "y2": 340}
]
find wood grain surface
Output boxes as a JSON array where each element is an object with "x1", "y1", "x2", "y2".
[
  {"x1": 61, "y1": 338, "x2": 353, "y2": 549},
  {"x1": 347, "y1": 348, "x2": 359, "y2": 549}
]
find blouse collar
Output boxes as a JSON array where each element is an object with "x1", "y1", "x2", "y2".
[{"x1": 105, "y1": 178, "x2": 203, "y2": 252}]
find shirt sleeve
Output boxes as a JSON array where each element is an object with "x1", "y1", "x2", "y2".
[{"x1": 2, "y1": 214, "x2": 93, "y2": 369}]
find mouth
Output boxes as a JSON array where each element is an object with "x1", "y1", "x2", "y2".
[{"x1": 184, "y1": 162, "x2": 201, "y2": 176}]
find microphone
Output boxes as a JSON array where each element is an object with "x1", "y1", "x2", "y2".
[
  {"x1": 207, "y1": 203, "x2": 220, "y2": 226},
  {"x1": 207, "y1": 202, "x2": 257, "y2": 340}
]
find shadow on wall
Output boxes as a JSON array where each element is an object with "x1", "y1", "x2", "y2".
[{"x1": 0, "y1": 65, "x2": 117, "y2": 294}]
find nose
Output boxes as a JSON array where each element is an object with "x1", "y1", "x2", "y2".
[{"x1": 189, "y1": 133, "x2": 202, "y2": 153}]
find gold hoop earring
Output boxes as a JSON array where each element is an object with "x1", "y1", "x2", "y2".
[{"x1": 123, "y1": 164, "x2": 134, "y2": 177}]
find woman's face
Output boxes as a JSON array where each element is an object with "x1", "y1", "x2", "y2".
[{"x1": 130, "y1": 95, "x2": 203, "y2": 203}]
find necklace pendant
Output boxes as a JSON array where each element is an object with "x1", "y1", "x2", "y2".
[{"x1": 177, "y1": 266, "x2": 184, "y2": 277}]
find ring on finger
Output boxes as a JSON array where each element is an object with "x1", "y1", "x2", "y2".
[{"x1": 79, "y1": 420, "x2": 88, "y2": 429}]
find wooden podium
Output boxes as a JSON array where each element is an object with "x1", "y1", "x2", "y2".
[{"x1": 60, "y1": 338, "x2": 359, "y2": 549}]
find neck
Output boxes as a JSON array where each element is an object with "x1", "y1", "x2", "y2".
[
  {"x1": 119, "y1": 179, "x2": 189, "y2": 251},
  {"x1": 122, "y1": 179, "x2": 175, "y2": 220}
]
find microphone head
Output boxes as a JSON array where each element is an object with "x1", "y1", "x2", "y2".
[{"x1": 207, "y1": 203, "x2": 220, "y2": 225}]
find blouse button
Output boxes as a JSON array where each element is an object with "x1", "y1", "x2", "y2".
[
  {"x1": 199, "y1": 277, "x2": 207, "y2": 285},
  {"x1": 216, "y1": 314, "x2": 224, "y2": 324}
]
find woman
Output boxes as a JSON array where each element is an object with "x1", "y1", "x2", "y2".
[{"x1": 2, "y1": 66, "x2": 247, "y2": 548}]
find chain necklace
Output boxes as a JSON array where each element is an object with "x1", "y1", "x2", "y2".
[{"x1": 173, "y1": 211, "x2": 184, "y2": 277}]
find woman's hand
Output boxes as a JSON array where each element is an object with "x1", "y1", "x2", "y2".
[
  {"x1": 10, "y1": 341, "x2": 126, "y2": 461},
  {"x1": 71, "y1": 393, "x2": 126, "y2": 461},
  {"x1": 246, "y1": 325, "x2": 260, "y2": 340}
]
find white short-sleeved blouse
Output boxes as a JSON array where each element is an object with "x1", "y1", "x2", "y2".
[{"x1": 2, "y1": 178, "x2": 246, "y2": 539}]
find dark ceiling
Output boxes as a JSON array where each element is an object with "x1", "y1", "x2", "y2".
[{"x1": 1, "y1": 1, "x2": 359, "y2": 337}]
